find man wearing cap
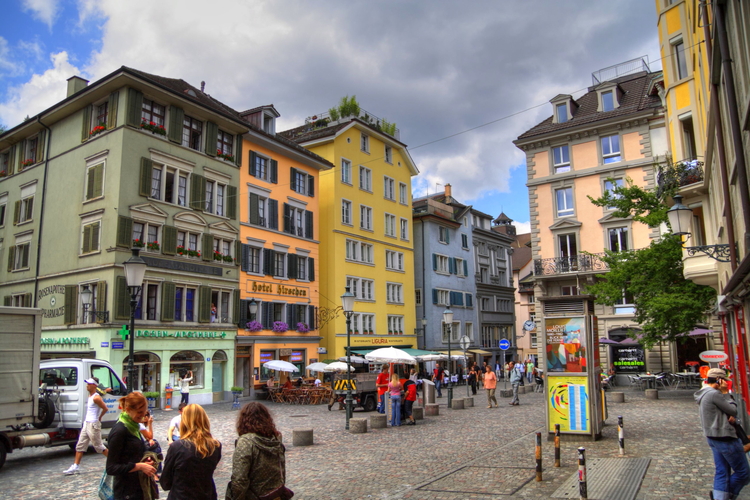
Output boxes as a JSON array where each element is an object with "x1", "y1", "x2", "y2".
[
  {"x1": 63, "y1": 378, "x2": 109, "y2": 474},
  {"x1": 695, "y1": 367, "x2": 750, "y2": 500}
]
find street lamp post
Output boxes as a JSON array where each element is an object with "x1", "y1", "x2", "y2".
[
  {"x1": 443, "y1": 306, "x2": 454, "y2": 408},
  {"x1": 123, "y1": 248, "x2": 147, "y2": 394},
  {"x1": 341, "y1": 286, "x2": 355, "y2": 430},
  {"x1": 80, "y1": 285, "x2": 93, "y2": 325}
]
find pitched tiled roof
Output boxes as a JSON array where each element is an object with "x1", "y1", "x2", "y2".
[
  {"x1": 516, "y1": 71, "x2": 663, "y2": 141},
  {"x1": 280, "y1": 117, "x2": 407, "y2": 147}
]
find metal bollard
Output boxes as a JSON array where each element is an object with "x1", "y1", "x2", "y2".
[
  {"x1": 578, "y1": 447, "x2": 587, "y2": 500},
  {"x1": 618, "y1": 416, "x2": 624, "y2": 456},
  {"x1": 536, "y1": 432, "x2": 542, "y2": 481},
  {"x1": 554, "y1": 424, "x2": 561, "y2": 467}
]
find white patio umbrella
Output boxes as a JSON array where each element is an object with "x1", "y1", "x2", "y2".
[
  {"x1": 306, "y1": 362, "x2": 330, "y2": 373},
  {"x1": 416, "y1": 354, "x2": 446, "y2": 362},
  {"x1": 339, "y1": 355, "x2": 367, "y2": 364},
  {"x1": 365, "y1": 347, "x2": 417, "y2": 365},
  {"x1": 263, "y1": 360, "x2": 299, "y2": 372},
  {"x1": 324, "y1": 361, "x2": 355, "y2": 372}
]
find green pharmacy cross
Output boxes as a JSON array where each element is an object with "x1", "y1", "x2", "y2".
[{"x1": 118, "y1": 325, "x2": 129, "y2": 341}]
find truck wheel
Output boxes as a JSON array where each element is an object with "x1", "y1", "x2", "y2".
[
  {"x1": 33, "y1": 394, "x2": 56, "y2": 429},
  {"x1": 363, "y1": 396, "x2": 376, "y2": 412}
]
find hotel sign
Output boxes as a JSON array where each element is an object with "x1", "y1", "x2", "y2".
[{"x1": 247, "y1": 280, "x2": 308, "y2": 298}]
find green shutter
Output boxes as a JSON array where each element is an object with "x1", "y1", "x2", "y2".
[
  {"x1": 162, "y1": 225, "x2": 177, "y2": 255},
  {"x1": 82, "y1": 224, "x2": 92, "y2": 254},
  {"x1": 234, "y1": 290, "x2": 242, "y2": 326},
  {"x1": 93, "y1": 164, "x2": 104, "y2": 198},
  {"x1": 64, "y1": 285, "x2": 78, "y2": 325},
  {"x1": 190, "y1": 174, "x2": 205, "y2": 210},
  {"x1": 35, "y1": 130, "x2": 45, "y2": 163},
  {"x1": 139, "y1": 157, "x2": 153, "y2": 197},
  {"x1": 7, "y1": 246, "x2": 15, "y2": 272},
  {"x1": 168, "y1": 105, "x2": 184, "y2": 144},
  {"x1": 81, "y1": 105, "x2": 91, "y2": 142},
  {"x1": 235, "y1": 240, "x2": 242, "y2": 266},
  {"x1": 3, "y1": 296, "x2": 11, "y2": 306},
  {"x1": 20, "y1": 244, "x2": 29, "y2": 268},
  {"x1": 13, "y1": 200, "x2": 20, "y2": 225},
  {"x1": 24, "y1": 197, "x2": 33, "y2": 221},
  {"x1": 201, "y1": 233, "x2": 213, "y2": 261},
  {"x1": 97, "y1": 281, "x2": 108, "y2": 319},
  {"x1": 249, "y1": 193, "x2": 259, "y2": 225},
  {"x1": 126, "y1": 88, "x2": 143, "y2": 128},
  {"x1": 107, "y1": 91, "x2": 119, "y2": 129},
  {"x1": 17, "y1": 140, "x2": 26, "y2": 170},
  {"x1": 198, "y1": 286, "x2": 212, "y2": 323},
  {"x1": 226, "y1": 185, "x2": 237, "y2": 220},
  {"x1": 234, "y1": 134, "x2": 243, "y2": 167},
  {"x1": 114, "y1": 275, "x2": 130, "y2": 321},
  {"x1": 86, "y1": 167, "x2": 96, "y2": 200},
  {"x1": 6, "y1": 144, "x2": 15, "y2": 176},
  {"x1": 90, "y1": 222, "x2": 100, "y2": 252},
  {"x1": 205, "y1": 122, "x2": 218, "y2": 157},
  {"x1": 161, "y1": 282, "x2": 176, "y2": 322},
  {"x1": 116, "y1": 216, "x2": 133, "y2": 248}
]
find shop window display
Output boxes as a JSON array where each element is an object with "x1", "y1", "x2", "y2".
[{"x1": 169, "y1": 350, "x2": 204, "y2": 388}]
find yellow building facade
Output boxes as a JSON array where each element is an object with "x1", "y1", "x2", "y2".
[{"x1": 281, "y1": 114, "x2": 419, "y2": 359}]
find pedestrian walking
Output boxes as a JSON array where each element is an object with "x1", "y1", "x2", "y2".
[
  {"x1": 695, "y1": 368, "x2": 750, "y2": 500},
  {"x1": 161, "y1": 404, "x2": 222, "y2": 500},
  {"x1": 433, "y1": 363, "x2": 444, "y2": 398},
  {"x1": 389, "y1": 372, "x2": 403, "y2": 427},
  {"x1": 178, "y1": 370, "x2": 193, "y2": 405},
  {"x1": 228, "y1": 402, "x2": 289, "y2": 500},
  {"x1": 409, "y1": 368, "x2": 418, "y2": 383},
  {"x1": 509, "y1": 361, "x2": 521, "y2": 406},
  {"x1": 468, "y1": 366, "x2": 477, "y2": 395},
  {"x1": 105, "y1": 392, "x2": 157, "y2": 500},
  {"x1": 518, "y1": 361, "x2": 525, "y2": 386},
  {"x1": 485, "y1": 365, "x2": 498, "y2": 408},
  {"x1": 376, "y1": 365, "x2": 390, "y2": 413},
  {"x1": 63, "y1": 378, "x2": 109, "y2": 474},
  {"x1": 527, "y1": 360, "x2": 535, "y2": 384}
]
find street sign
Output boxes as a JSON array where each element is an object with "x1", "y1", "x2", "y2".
[
  {"x1": 459, "y1": 335, "x2": 471, "y2": 350},
  {"x1": 112, "y1": 342, "x2": 124, "y2": 349},
  {"x1": 101, "y1": 342, "x2": 109, "y2": 348},
  {"x1": 499, "y1": 339, "x2": 511, "y2": 350}
]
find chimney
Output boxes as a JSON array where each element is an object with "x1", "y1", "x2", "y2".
[
  {"x1": 201, "y1": 81, "x2": 206, "y2": 92},
  {"x1": 444, "y1": 183, "x2": 452, "y2": 202},
  {"x1": 66, "y1": 76, "x2": 89, "y2": 97}
]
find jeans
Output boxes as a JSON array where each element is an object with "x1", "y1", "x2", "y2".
[
  {"x1": 390, "y1": 396, "x2": 401, "y2": 426},
  {"x1": 487, "y1": 388, "x2": 497, "y2": 407},
  {"x1": 707, "y1": 437, "x2": 750, "y2": 500},
  {"x1": 511, "y1": 383, "x2": 520, "y2": 404},
  {"x1": 404, "y1": 399, "x2": 414, "y2": 418},
  {"x1": 435, "y1": 380, "x2": 442, "y2": 397},
  {"x1": 180, "y1": 392, "x2": 189, "y2": 405},
  {"x1": 378, "y1": 393, "x2": 386, "y2": 414}
]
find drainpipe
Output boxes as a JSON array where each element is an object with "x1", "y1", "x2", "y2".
[
  {"x1": 33, "y1": 116, "x2": 52, "y2": 307},
  {"x1": 702, "y1": 1, "x2": 738, "y2": 270},
  {"x1": 421, "y1": 217, "x2": 427, "y2": 350}
]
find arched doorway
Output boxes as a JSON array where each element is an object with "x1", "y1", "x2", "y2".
[
  {"x1": 122, "y1": 352, "x2": 161, "y2": 393},
  {"x1": 212, "y1": 350, "x2": 227, "y2": 402}
]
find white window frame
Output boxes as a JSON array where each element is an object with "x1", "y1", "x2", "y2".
[
  {"x1": 384, "y1": 176, "x2": 395, "y2": 200},
  {"x1": 205, "y1": 179, "x2": 228, "y2": 216},
  {"x1": 455, "y1": 257, "x2": 465, "y2": 277},
  {"x1": 346, "y1": 239, "x2": 374, "y2": 264},
  {"x1": 555, "y1": 187, "x2": 574, "y2": 218},
  {"x1": 672, "y1": 37, "x2": 688, "y2": 80},
  {"x1": 360, "y1": 133, "x2": 369, "y2": 153},
  {"x1": 341, "y1": 158, "x2": 352, "y2": 185},
  {"x1": 388, "y1": 315, "x2": 404, "y2": 335},
  {"x1": 415, "y1": 289, "x2": 422, "y2": 306},
  {"x1": 273, "y1": 251, "x2": 287, "y2": 278},
  {"x1": 601, "y1": 135, "x2": 621, "y2": 164},
  {"x1": 461, "y1": 233, "x2": 469, "y2": 249},
  {"x1": 176, "y1": 229, "x2": 202, "y2": 257},
  {"x1": 342, "y1": 199, "x2": 352, "y2": 225},
  {"x1": 0, "y1": 193, "x2": 6, "y2": 228},
  {"x1": 213, "y1": 237, "x2": 235, "y2": 263},
  {"x1": 601, "y1": 90, "x2": 615, "y2": 112},
  {"x1": 442, "y1": 321, "x2": 460, "y2": 343},
  {"x1": 436, "y1": 254, "x2": 449, "y2": 274},
  {"x1": 84, "y1": 156, "x2": 106, "y2": 202},
  {"x1": 436, "y1": 289, "x2": 450, "y2": 306},
  {"x1": 173, "y1": 283, "x2": 199, "y2": 322},
  {"x1": 360, "y1": 205, "x2": 373, "y2": 230},
  {"x1": 386, "y1": 282, "x2": 403, "y2": 304},
  {"x1": 252, "y1": 153, "x2": 272, "y2": 183},
  {"x1": 346, "y1": 276, "x2": 375, "y2": 301},
  {"x1": 399, "y1": 182, "x2": 407, "y2": 204},
  {"x1": 385, "y1": 213, "x2": 396, "y2": 237},
  {"x1": 439, "y1": 226, "x2": 449, "y2": 244},
  {"x1": 133, "y1": 221, "x2": 161, "y2": 253},
  {"x1": 80, "y1": 217, "x2": 102, "y2": 256},
  {"x1": 556, "y1": 103, "x2": 568, "y2": 123},
  {"x1": 400, "y1": 218, "x2": 409, "y2": 240},
  {"x1": 384, "y1": 144, "x2": 393, "y2": 164},
  {"x1": 385, "y1": 250, "x2": 404, "y2": 271},
  {"x1": 553, "y1": 145, "x2": 570, "y2": 173},
  {"x1": 359, "y1": 166, "x2": 372, "y2": 192}
]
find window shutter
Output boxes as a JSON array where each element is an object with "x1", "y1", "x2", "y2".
[
  {"x1": 205, "y1": 121, "x2": 218, "y2": 157},
  {"x1": 449, "y1": 258, "x2": 455, "y2": 274},
  {"x1": 308, "y1": 305, "x2": 315, "y2": 329},
  {"x1": 90, "y1": 222, "x2": 100, "y2": 252},
  {"x1": 160, "y1": 282, "x2": 176, "y2": 322},
  {"x1": 36, "y1": 129, "x2": 46, "y2": 164},
  {"x1": 249, "y1": 151, "x2": 257, "y2": 177},
  {"x1": 241, "y1": 243, "x2": 250, "y2": 272},
  {"x1": 107, "y1": 91, "x2": 119, "y2": 129},
  {"x1": 455, "y1": 293, "x2": 464, "y2": 306},
  {"x1": 81, "y1": 105, "x2": 92, "y2": 142},
  {"x1": 432, "y1": 289, "x2": 438, "y2": 304},
  {"x1": 201, "y1": 233, "x2": 213, "y2": 261},
  {"x1": 288, "y1": 254, "x2": 298, "y2": 279},
  {"x1": 17, "y1": 140, "x2": 26, "y2": 170},
  {"x1": 287, "y1": 303, "x2": 294, "y2": 327},
  {"x1": 446, "y1": 230, "x2": 450, "y2": 244},
  {"x1": 126, "y1": 88, "x2": 143, "y2": 128},
  {"x1": 162, "y1": 225, "x2": 177, "y2": 255},
  {"x1": 83, "y1": 224, "x2": 92, "y2": 254},
  {"x1": 290, "y1": 168, "x2": 297, "y2": 192},
  {"x1": 64, "y1": 285, "x2": 78, "y2": 325},
  {"x1": 234, "y1": 134, "x2": 242, "y2": 167},
  {"x1": 3, "y1": 296, "x2": 11, "y2": 306},
  {"x1": 190, "y1": 174, "x2": 205, "y2": 210},
  {"x1": 6, "y1": 143, "x2": 15, "y2": 176},
  {"x1": 226, "y1": 185, "x2": 237, "y2": 220},
  {"x1": 116, "y1": 216, "x2": 133, "y2": 248},
  {"x1": 263, "y1": 248, "x2": 273, "y2": 276},
  {"x1": 308, "y1": 175, "x2": 314, "y2": 197},
  {"x1": 7, "y1": 246, "x2": 15, "y2": 272},
  {"x1": 139, "y1": 157, "x2": 153, "y2": 197},
  {"x1": 21, "y1": 244, "x2": 29, "y2": 269},
  {"x1": 92, "y1": 164, "x2": 104, "y2": 199},
  {"x1": 463, "y1": 260, "x2": 468, "y2": 276},
  {"x1": 305, "y1": 211, "x2": 313, "y2": 239},
  {"x1": 432, "y1": 253, "x2": 437, "y2": 271},
  {"x1": 23, "y1": 293, "x2": 31, "y2": 307},
  {"x1": 308, "y1": 257, "x2": 315, "y2": 282},
  {"x1": 168, "y1": 105, "x2": 184, "y2": 144},
  {"x1": 114, "y1": 275, "x2": 130, "y2": 320},
  {"x1": 198, "y1": 286, "x2": 211, "y2": 323},
  {"x1": 262, "y1": 301, "x2": 273, "y2": 329},
  {"x1": 466, "y1": 293, "x2": 473, "y2": 307},
  {"x1": 97, "y1": 281, "x2": 108, "y2": 318},
  {"x1": 24, "y1": 197, "x2": 33, "y2": 221},
  {"x1": 283, "y1": 203, "x2": 291, "y2": 234},
  {"x1": 237, "y1": 297, "x2": 248, "y2": 328},
  {"x1": 268, "y1": 199, "x2": 278, "y2": 230},
  {"x1": 249, "y1": 193, "x2": 259, "y2": 225},
  {"x1": 235, "y1": 240, "x2": 243, "y2": 268},
  {"x1": 270, "y1": 159, "x2": 278, "y2": 183},
  {"x1": 13, "y1": 201, "x2": 20, "y2": 225}
]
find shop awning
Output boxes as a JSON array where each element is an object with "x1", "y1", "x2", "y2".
[
  {"x1": 351, "y1": 347, "x2": 436, "y2": 358},
  {"x1": 469, "y1": 349, "x2": 492, "y2": 355}
]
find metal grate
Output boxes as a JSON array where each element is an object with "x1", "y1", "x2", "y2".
[
  {"x1": 544, "y1": 299, "x2": 585, "y2": 316},
  {"x1": 551, "y1": 458, "x2": 650, "y2": 500}
]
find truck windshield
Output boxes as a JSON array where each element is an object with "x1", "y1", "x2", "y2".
[{"x1": 40, "y1": 367, "x2": 78, "y2": 387}]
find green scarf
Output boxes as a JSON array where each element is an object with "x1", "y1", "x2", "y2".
[{"x1": 118, "y1": 411, "x2": 142, "y2": 439}]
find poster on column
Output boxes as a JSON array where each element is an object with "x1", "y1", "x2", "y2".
[
  {"x1": 545, "y1": 317, "x2": 586, "y2": 373},
  {"x1": 547, "y1": 375, "x2": 590, "y2": 433}
]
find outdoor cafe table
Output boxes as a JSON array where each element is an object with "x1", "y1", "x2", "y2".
[
  {"x1": 639, "y1": 374, "x2": 657, "y2": 389},
  {"x1": 674, "y1": 372, "x2": 701, "y2": 389}
]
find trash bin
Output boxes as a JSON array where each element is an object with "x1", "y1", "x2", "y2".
[{"x1": 422, "y1": 379, "x2": 435, "y2": 405}]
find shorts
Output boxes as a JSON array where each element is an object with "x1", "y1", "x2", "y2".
[{"x1": 76, "y1": 420, "x2": 107, "y2": 453}]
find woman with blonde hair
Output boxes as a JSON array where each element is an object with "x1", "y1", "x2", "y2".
[
  {"x1": 388, "y1": 372, "x2": 403, "y2": 427},
  {"x1": 161, "y1": 404, "x2": 222, "y2": 500}
]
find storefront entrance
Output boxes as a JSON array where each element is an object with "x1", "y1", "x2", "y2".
[
  {"x1": 122, "y1": 352, "x2": 161, "y2": 393},
  {"x1": 212, "y1": 350, "x2": 227, "y2": 403}
]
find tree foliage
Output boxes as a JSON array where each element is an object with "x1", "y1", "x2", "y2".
[{"x1": 585, "y1": 177, "x2": 716, "y2": 349}]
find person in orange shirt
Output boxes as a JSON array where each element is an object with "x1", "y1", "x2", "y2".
[
  {"x1": 376, "y1": 365, "x2": 390, "y2": 414},
  {"x1": 484, "y1": 365, "x2": 498, "y2": 408}
]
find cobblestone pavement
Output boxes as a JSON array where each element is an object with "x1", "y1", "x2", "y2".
[{"x1": 2, "y1": 385, "x2": 747, "y2": 499}]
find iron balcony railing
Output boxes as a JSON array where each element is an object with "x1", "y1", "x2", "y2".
[
  {"x1": 533, "y1": 253, "x2": 610, "y2": 276},
  {"x1": 657, "y1": 159, "x2": 704, "y2": 196}
]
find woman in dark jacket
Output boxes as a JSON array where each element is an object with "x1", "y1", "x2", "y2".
[
  {"x1": 106, "y1": 392, "x2": 157, "y2": 500},
  {"x1": 161, "y1": 404, "x2": 221, "y2": 500},
  {"x1": 229, "y1": 402, "x2": 286, "y2": 500}
]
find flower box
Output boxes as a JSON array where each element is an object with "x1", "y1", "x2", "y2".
[
  {"x1": 21, "y1": 159, "x2": 35, "y2": 168},
  {"x1": 147, "y1": 241, "x2": 160, "y2": 251},
  {"x1": 176, "y1": 245, "x2": 186, "y2": 255},
  {"x1": 133, "y1": 239, "x2": 145, "y2": 248},
  {"x1": 246, "y1": 321, "x2": 263, "y2": 332},
  {"x1": 216, "y1": 149, "x2": 235, "y2": 162},
  {"x1": 90, "y1": 124, "x2": 106, "y2": 137},
  {"x1": 272, "y1": 321, "x2": 289, "y2": 333},
  {"x1": 296, "y1": 322, "x2": 310, "y2": 333},
  {"x1": 140, "y1": 119, "x2": 166, "y2": 136}
]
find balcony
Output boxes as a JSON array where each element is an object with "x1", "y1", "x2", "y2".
[
  {"x1": 657, "y1": 160, "x2": 704, "y2": 196},
  {"x1": 682, "y1": 250, "x2": 719, "y2": 287},
  {"x1": 533, "y1": 253, "x2": 609, "y2": 276}
]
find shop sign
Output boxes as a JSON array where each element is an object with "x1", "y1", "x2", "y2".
[
  {"x1": 611, "y1": 346, "x2": 645, "y2": 372},
  {"x1": 41, "y1": 337, "x2": 90, "y2": 346},
  {"x1": 291, "y1": 351, "x2": 304, "y2": 362},
  {"x1": 248, "y1": 280, "x2": 308, "y2": 298},
  {"x1": 279, "y1": 348, "x2": 292, "y2": 356},
  {"x1": 101, "y1": 342, "x2": 109, "y2": 348},
  {"x1": 133, "y1": 329, "x2": 228, "y2": 339},
  {"x1": 37, "y1": 284, "x2": 66, "y2": 318},
  {"x1": 351, "y1": 337, "x2": 390, "y2": 346},
  {"x1": 260, "y1": 352, "x2": 274, "y2": 362},
  {"x1": 236, "y1": 345, "x2": 251, "y2": 355}
]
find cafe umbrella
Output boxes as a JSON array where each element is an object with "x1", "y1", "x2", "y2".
[
  {"x1": 306, "y1": 362, "x2": 330, "y2": 373},
  {"x1": 263, "y1": 360, "x2": 299, "y2": 373}
]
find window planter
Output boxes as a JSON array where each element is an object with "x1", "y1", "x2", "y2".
[
  {"x1": 133, "y1": 239, "x2": 145, "y2": 248},
  {"x1": 90, "y1": 124, "x2": 106, "y2": 137},
  {"x1": 147, "y1": 241, "x2": 160, "y2": 251},
  {"x1": 216, "y1": 150, "x2": 235, "y2": 162},
  {"x1": 246, "y1": 321, "x2": 263, "y2": 332},
  {"x1": 272, "y1": 321, "x2": 289, "y2": 333},
  {"x1": 296, "y1": 322, "x2": 310, "y2": 333},
  {"x1": 21, "y1": 159, "x2": 35, "y2": 168},
  {"x1": 140, "y1": 119, "x2": 166, "y2": 136},
  {"x1": 176, "y1": 246, "x2": 186, "y2": 256}
]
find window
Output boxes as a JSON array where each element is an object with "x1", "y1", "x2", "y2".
[
  {"x1": 81, "y1": 221, "x2": 101, "y2": 254},
  {"x1": 1, "y1": 149, "x2": 11, "y2": 176},
  {"x1": 558, "y1": 234, "x2": 577, "y2": 271},
  {"x1": 296, "y1": 256, "x2": 309, "y2": 280},
  {"x1": 386, "y1": 283, "x2": 403, "y2": 304},
  {"x1": 342, "y1": 200, "x2": 352, "y2": 225},
  {"x1": 442, "y1": 321, "x2": 460, "y2": 342},
  {"x1": 283, "y1": 204, "x2": 308, "y2": 237},
  {"x1": 435, "y1": 289, "x2": 450, "y2": 306},
  {"x1": 400, "y1": 218, "x2": 409, "y2": 240},
  {"x1": 435, "y1": 254, "x2": 449, "y2": 274},
  {"x1": 347, "y1": 239, "x2": 374, "y2": 264},
  {"x1": 341, "y1": 159, "x2": 352, "y2": 184},
  {"x1": 349, "y1": 313, "x2": 375, "y2": 334},
  {"x1": 384, "y1": 145, "x2": 393, "y2": 163},
  {"x1": 553, "y1": 145, "x2": 570, "y2": 173},
  {"x1": 22, "y1": 136, "x2": 38, "y2": 168},
  {"x1": 556, "y1": 103, "x2": 568, "y2": 123},
  {"x1": 384, "y1": 177, "x2": 395, "y2": 200},
  {"x1": 464, "y1": 323, "x2": 474, "y2": 341},
  {"x1": 245, "y1": 245, "x2": 261, "y2": 274},
  {"x1": 455, "y1": 258, "x2": 466, "y2": 277},
  {"x1": 681, "y1": 115, "x2": 697, "y2": 160},
  {"x1": 133, "y1": 222, "x2": 160, "y2": 251},
  {"x1": 151, "y1": 165, "x2": 162, "y2": 199},
  {"x1": 95, "y1": 101, "x2": 109, "y2": 128},
  {"x1": 10, "y1": 242, "x2": 30, "y2": 271},
  {"x1": 604, "y1": 178, "x2": 624, "y2": 209},
  {"x1": 134, "y1": 282, "x2": 159, "y2": 320},
  {"x1": 498, "y1": 299, "x2": 512, "y2": 312},
  {"x1": 177, "y1": 230, "x2": 201, "y2": 257},
  {"x1": 141, "y1": 99, "x2": 165, "y2": 128},
  {"x1": 249, "y1": 194, "x2": 277, "y2": 229},
  {"x1": 205, "y1": 180, "x2": 227, "y2": 216},
  {"x1": 608, "y1": 227, "x2": 629, "y2": 252},
  {"x1": 359, "y1": 166, "x2": 372, "y2": 191},
  {"x1": 15, "y1": 194, "x2": 34, "y2": 225},
  {"x1": 274, "y1": 252, "x2": 286, "y2": 278},
  {"x1": 399, "y1": 183, "x2": 407, "y2": 204},
  {"x1": 465, "y1": 293, "x2": 474, "y2": 308},
  {"x1": 439, "y1": 227, "x2": 449, "y2": 244},
  {"x1": 290, "y1": 168, "x2": 314, "y2": 197},
  {"x1": 385, "y1": 214, "x2": 396, "y2": 237},
  {"x1": 388, "y1": 316, "x2": 404, "y2": 334},
  {"x1": 481, "y1": 297, "x2": 492, "y2": 311},
  {"x1": 614, "y1": 289, "x2": 635, "y2": 315},
  {"x1": 602, "y1": 91, "x2": 614, "y2": 112},
  {"x1": 150, "y1": 164, "x2": 190, "y2": 206},
  {"x1": 85, "y1": 162, "x2": 105, "y2": 201},
  {"x1": 673, "y1": 40, "x2": 688, "y2": 80},
  {"x1": 386, "y1": 250, "x2": 404, "y2": 271},
  {"x1": 415, "y1": 289, "x2": 422, "y2": 306},
  {"x1": 360, "y1": 205, "x2": 372, "y2": 230},
  {"x1": 461, "y1": 234, "x2": 469, "y2": 249},
  {"x1": 213, "y1": 237, "x2": 234, "y2": 262},
  {"x1": 182, "y1": 115, "x2": 203, "y2": 151},
  {"x1": 173, "y1": 285, "x2": 197, "y2": 322},
  {"x1": 253, "y1": 155, "x2": 268, "y2": 181},
  {"x1": 217, "y1": 130, "x2": 234, "y2": 158},
  {"x1": 0, "y1": 193, "x2": 6, "y2": 227},
  {"x1": 360, "y1": 133, "x2": 369, "y2": 153},
  {"x1": 347, "y1": 276, "x2": 374, "y2": 301},
  {"x1": 561, "y1": 285, "x2": 579, "y2": 296},
  {"x1": 555, "y1": 187, "x2": 574, "y2": 217},
  {"x1": 601, "y1": 135, "x2": 621, "y2": 163}
]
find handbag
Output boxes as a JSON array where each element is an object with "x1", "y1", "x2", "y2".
[{"x1": 98, "y1": 470, "x2": 114, "y2": 500}]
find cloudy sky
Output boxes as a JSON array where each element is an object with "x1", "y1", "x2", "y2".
[{"x1": 0, "y1": 0, "x2": 661, "y2": 233}]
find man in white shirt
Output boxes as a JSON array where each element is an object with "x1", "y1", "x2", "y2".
[
  {"x1": 63, "y1": 379, "x2": 108, "y2": 474},
  {"x1": 178, "y1": 370, "x2": 193, "y2": 405}
]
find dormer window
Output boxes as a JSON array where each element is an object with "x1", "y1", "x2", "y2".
[
  {"x1": 556, "y1": 103, "x2": 568, "y2": 123},
  {"x1": 551, "y1": 95, "x2": 576, "y2": 124},
  {"x1": 596, "y1": 84, "x2": 621, "y2": 112},
  {"x1": 602, "y1": 91, "x2": 614, "y2": 112},
  {"x1": 263, "y1": 112, "x2": 275, "y2": 134}
]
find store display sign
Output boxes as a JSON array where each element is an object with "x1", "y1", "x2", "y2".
[
  {"x1": 291, "y1": 351, "x2": 303, "y2": 362},
  {"x1": 248, "y1": 280, "x2": 309, "y2": 298},
  {"x1": 548, "y1": 375, "x2": 590, "y2": 433},
  {"x1": 41, "y1": 337, "x2": 90, "y2": 346},
  {"x1": 101, "y1": 342, "x2": 109, "y2": 348},
  {"x1": 260, "y1": 352, "x2": 273, "y2": 363},
  {"x1": 136, "y1": 330, "x2": 228, "y2": 339},
  {"x1": 545, "y1": 317, "x2": 586, "y2": 373},
  {"x1": 612, "y1": 346, "x2": 645, "y2": 373},
  {"x1": 112, "y1": 342, "x2": 124, "y2": 349}
]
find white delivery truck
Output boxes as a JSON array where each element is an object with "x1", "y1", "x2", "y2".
[{"x1": 0, "y1": 307, "x2": 126, "y2": 470}]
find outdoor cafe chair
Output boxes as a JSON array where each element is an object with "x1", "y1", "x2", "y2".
[{"x1": 627, "y1": 375, "x2": 643, "y2": 390}]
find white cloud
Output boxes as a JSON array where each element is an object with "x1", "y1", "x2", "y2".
[
  {"x1": 514, "y1": 221, "x2": 531, "y2": 235},
  {"x1": 0, "y1": 37, "x2": 25, "y2": 77},
  {"x1": 22, "y1": 0, "x2": 61, "y2": 30}
]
